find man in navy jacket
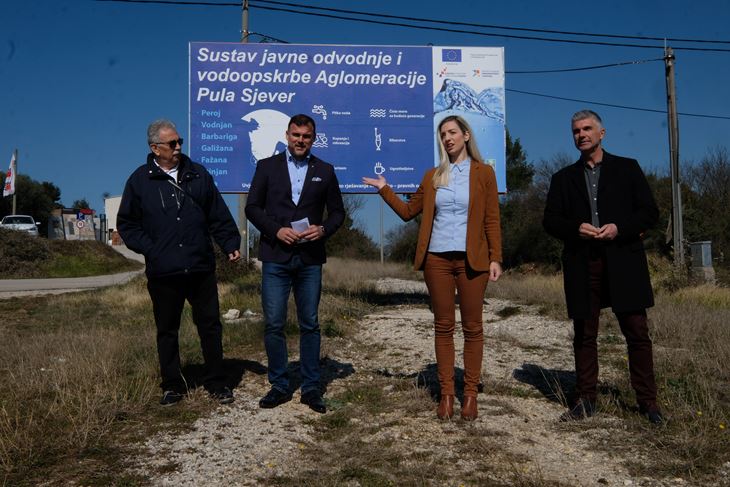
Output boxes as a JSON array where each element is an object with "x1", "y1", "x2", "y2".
[
  {"x1": 543, "y1": 110, "x2": 663, "y2": 424},
  {"x1": 118, "y1": 119, "x2": 241, "y2": 406},
  {"x1": 246, "y1": 114, "x2": 345, "y2": 413}
]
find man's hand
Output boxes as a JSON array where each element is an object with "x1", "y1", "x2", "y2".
[
  {"x1": 579, "y1": 223, "x2": 600, "y2": 239},
  {"x1": 228, "y1": 249, "x2": 241, "y2": 262},
  {"x1": 299, "y1": 224, "x2": 325, "y2": 242},
  {"x1": 276, "y1": 227, "x2": 301, "y2": 245},
  {"x1": 595, "y1": 223, "x2": 618, "y2": 240}
]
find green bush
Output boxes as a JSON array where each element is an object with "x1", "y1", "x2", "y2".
[{"x1": 0, "y1": 228, "x2": 51, "y2": 277}]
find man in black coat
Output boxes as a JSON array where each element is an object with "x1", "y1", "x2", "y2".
[
  {"x1": 543, "y1": 110, "x2": 663, "y2": 424},
  {"x1": 118, "y1": 119, "x2": 241, "y2": 406},
  {"x1": 246, "y1": 114, "x2": 345, "y2": 413}
]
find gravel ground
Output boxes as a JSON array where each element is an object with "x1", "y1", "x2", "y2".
[{"x1": 131, "y1": 278, "x2": 721, "y2": 486}]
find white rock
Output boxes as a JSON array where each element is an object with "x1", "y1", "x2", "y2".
[{"x1": 222, "y1": 309, "x2": 240, "y2": 320}]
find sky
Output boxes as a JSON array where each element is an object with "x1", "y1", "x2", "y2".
[{"x1": 2, "y1": 0, "x2": 729, "y2": 245}]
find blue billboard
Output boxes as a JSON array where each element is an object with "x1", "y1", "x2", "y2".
[{"x1": 189, "y1": 43, "x2": 505, "y2": 193}]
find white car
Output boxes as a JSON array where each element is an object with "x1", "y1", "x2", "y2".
[{"x1": 0, "y1": 215, "x2": 40, "y2": 236}]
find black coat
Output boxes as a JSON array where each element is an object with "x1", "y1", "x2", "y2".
[
  {"x1": 245, "y1": 152, "x2": 345, "y2": 264},
  {"x1": 543, "y1": 151, "x2": 659, "y2": 319},
  {"x1": 117, "y1": 153, "x2": 241, "y2": 278}
]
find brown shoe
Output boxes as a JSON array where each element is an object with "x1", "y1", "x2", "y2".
[
  {"x1": 437, "y1": 394, "x2": 454, "y2": 420},
  {"x1": 461, "y1": 395, "x2": 478, "y2": 421}
]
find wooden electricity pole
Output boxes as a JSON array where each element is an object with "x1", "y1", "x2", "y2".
[
  {"x1": 664, "y1": 46, "x2": 684, "y2": 268},
  {"x1": 238, "y1": 0, "x2": 250, "y2": 262}
]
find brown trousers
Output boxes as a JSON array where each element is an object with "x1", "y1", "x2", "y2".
[
  {"x1": 424, "y1": 252, "x2": 490, "y2": 397},
  {"x1": 573, "y1": 254, "x2": 658, "y2": 407}
]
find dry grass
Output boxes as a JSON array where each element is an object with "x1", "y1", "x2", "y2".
[
  {"x1": 490, "y1": 265, "x2": 730, "y2": 481},
  {"x1": 0, "y1": 257, "x2": 419, "y2": 485},
  {"x1": 489, "y1": 269, "x2": 566, "y2": 319},
  {"x1": 278, "y1": 376, "x2": 563, "y2": 487},
  {"x1": 323, "y1": 257, "x2": 421, "y2": 290}
]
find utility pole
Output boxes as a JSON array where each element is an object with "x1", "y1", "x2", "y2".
[
  {"x1": 11, "y1": 149, "x2": 17, "y2": 214},
  {"x1": 238, "y1": 0, "x2": 250, "y2": 262},
  {"x1": 664, "y1": 46, "x2": 684, "y2": 268}
]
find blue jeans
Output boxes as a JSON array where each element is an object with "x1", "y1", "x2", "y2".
[{"x1": 261, "y1": 255, "x2": 322, "y2": 393}]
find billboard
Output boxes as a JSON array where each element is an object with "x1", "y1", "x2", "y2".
[{"x1": 189, "y1": 43, "x2": 505, "y2": 193}]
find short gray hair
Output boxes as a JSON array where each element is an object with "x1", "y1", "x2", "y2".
[
  {"x1": 147, "y1": 119, "x2": 177, "y2": 145},
  {"x1": 571, "y1": 110, "x2": 603, "y2": 128}
]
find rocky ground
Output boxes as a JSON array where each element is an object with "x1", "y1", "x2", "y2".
[{"x1": 130, "y1": 278, "x2": 727, "y2": 486}]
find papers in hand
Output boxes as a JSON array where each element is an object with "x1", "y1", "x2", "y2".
[
  {"x1": 291, "y1": 217, "x2": 310, "y2": 233},
  {"x1": 291, "y1": 217, "x2": 310, "y2": 244}
]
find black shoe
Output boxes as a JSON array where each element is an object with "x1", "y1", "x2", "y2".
[
  {"x1": 300, "y1": 390, "x2": 326, "y2": 414},
  {"x1": 259, "y1": 387, "x2": 293, "y2": 409},
  {"x1": 560, "y1": 399, "x2": 596, "y2": 422},
  {"x1": 160, "y1": 390, "x2": 184, "y2": 406},
  {"x1": 639, "y1": 404, "x2": 665, "y2": 425},
  {"x1": 211, "y1": 386, "x2": 235, "y2": 405}
]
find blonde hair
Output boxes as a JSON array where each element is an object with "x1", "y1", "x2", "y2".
[{"x1": 433, "y1": 116, "x2": 484, "y2": 188}]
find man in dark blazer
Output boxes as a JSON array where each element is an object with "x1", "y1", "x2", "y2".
[
  {"x1": 543, "y1": 110, "x2": 663, "y2": 424},
  {"x1": 246, "y1": 114, "x2": 345, "y2": 413}
]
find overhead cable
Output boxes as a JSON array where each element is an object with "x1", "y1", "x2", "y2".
[
  {"x1": 252, "y1": 0, "x2": 730, "y2": 45},
  {"x1": 507, "y1": 89, "x2": 730, "y2": 120}
]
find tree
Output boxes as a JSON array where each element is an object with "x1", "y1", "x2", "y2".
[
  {"x1": 72, "y1": 198, "x2": 91, "y2": 209},
  {"x1": 505, "y1": 129, "x2": 534, "y2": 193},
  {"x1": 325, "y1": 195, "x2": 379, "y2": 260},
  {"x1": 500, "y1": 152, "x2": 571, "y2": 268},
  {"x1": 385, "y1": 219, "x2": 419, "y2": 264},
  {"x1": 0, "y1": 174, "x2": 62, "y2": 236},
  {"x1": 684, "y1": 147, "x2": 730, "y2": 269}
]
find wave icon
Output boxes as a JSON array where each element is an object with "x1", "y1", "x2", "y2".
[{"x1": 369, "y1": 109, "x2": 386, "y2": 117}]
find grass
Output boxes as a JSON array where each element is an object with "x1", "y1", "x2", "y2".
[
  {"x1": 0, "y1": 229, "x2": 142, "y2": 278},
  {"x1": 490, "y1": 263, "x2": 730, "y2": 482},
  {"x1": 2, "y1": 247, "x2": 728, "y2": 485},
  {"x1": 0, "y1": 254, "x2": 418, "y2": 485}
]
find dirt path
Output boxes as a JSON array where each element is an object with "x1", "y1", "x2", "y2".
[{"x1": 131, "y1": 279, "x2": 689, "y2": 486}]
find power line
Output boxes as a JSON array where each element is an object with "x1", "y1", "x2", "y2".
[
  {"x1": 243, "y1": 31, "x2": 289, "y2": 43},
  {"x1": 507, "y1": 58, "x2": 664, "y2": 74},
  {"x1": 95, "y1": 0, "x2": 730, "y2": 52},
  {"x1": 94, "y1": 0, "x2": 730, "y2": 120},
  {"x1": 252, "y1": 0, "x2": 730, "y2": 45},
  {"x1": 96, "y1": 0, "x2": 237, "y2": 6},
  {"x1": 507, "y1": 88, "x2": 730, "y2": 120},
  {"x1": 246, "y1": 3, "x2": 730, "y2": 52}
]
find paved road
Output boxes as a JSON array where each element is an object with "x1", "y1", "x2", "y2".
[{"x1": 0, "y1": 245, "x2": 145, "y2": 299}]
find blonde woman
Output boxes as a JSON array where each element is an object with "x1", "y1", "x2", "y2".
[{"x1": 363, "y1": 115, "x2": 502, "y2": 420}]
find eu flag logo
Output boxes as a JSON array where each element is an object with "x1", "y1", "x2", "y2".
[{"x1": 442, "y1": 49, "x2": 462, "y2": 62}]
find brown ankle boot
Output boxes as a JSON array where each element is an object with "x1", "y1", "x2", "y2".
[
  {"x1": 461, "y1": 395, "x2": 478, "y2": 421},
  {"x1": 437, "y1": 395, "x2": 454, "y2": 420}
]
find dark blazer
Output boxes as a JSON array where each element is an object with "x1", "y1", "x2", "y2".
[
  {"x1": 245, "y1": 152, "x2": 345, "y2": 264},
  {"x1": 379, "y1": 160, "x2": 502, "y2": 272},
  {"x1": 543, "y1": 151, "x2": 659, "y2": 319},
  {"x1": 117, "y1": 153, "x2": 241, "y2": 278}
]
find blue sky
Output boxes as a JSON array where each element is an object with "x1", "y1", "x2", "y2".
[{"x1": 2, "y1": 0, "x2": 729, "y2": 244}]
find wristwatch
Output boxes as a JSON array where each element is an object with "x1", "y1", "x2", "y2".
[{"x1": 319, "y1": 225, "x2": 326, "y2": 236}]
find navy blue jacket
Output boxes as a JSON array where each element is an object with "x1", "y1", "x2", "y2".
[
  {"x1": 117, "y1": 153, "x2": 240, "y2": 278},
  {"x1": 245, "y1": 152, "x2": 345, "y2": 264}
]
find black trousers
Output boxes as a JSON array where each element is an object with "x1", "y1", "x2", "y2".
[
  {"x1": 572, "y1": 254, "x2": 658, "y2": 407},
  {"x1": 146, "y1": 271, "x2": 226, "y2": 392}
]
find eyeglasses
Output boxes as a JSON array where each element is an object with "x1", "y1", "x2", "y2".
[{"x1": 153, "y1": 138, "x2": 184, "y2": 149}]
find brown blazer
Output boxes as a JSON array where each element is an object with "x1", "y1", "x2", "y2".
[{"x1": 379, "y1": 161, "x2": 502, "y2": 271}]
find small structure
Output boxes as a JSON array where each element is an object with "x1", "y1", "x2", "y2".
[
  {"x1": 104, "y1": 195, "x2": 123, "y2": 245},
  {"x1": 690, "y1": 241, "x2": 715, "y2": 283},
  {"x1": 48, "y1": 208, "x2": 97, "y2": 241}
]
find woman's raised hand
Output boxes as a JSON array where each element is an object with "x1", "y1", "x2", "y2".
[{"x1": 362, "y1": 174, "x2": 387, "y2": 190}]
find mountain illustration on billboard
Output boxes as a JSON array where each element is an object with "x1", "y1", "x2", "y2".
[{"x1": 434, "y1": 79, "x2": 504, "y2": 124}]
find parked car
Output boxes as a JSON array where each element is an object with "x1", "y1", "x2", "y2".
[{"x1": 0, "y1": 215, "x2": 41, "y2": 236}]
